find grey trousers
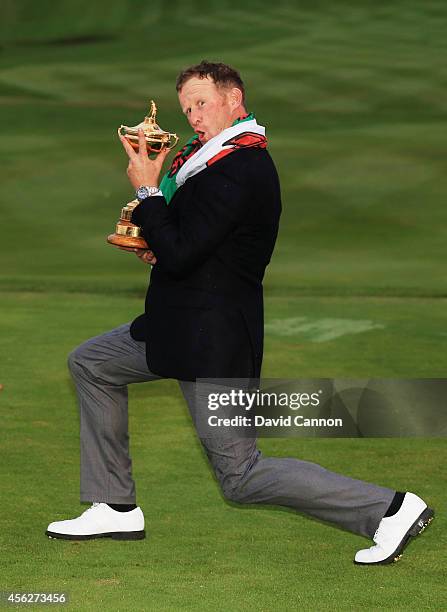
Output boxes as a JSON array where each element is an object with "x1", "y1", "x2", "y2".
[{"x1": 67, "y1": 323, "x2": 395, "y2": 538}]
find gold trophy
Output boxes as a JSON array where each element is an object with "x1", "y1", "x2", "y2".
[{"x1": 107, "y1": 100, "x2": 178, "y2": 249}]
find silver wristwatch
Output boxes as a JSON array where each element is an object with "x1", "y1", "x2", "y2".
[{"x1": 136, "y1": 185, "x2": 160, "y2": 202}]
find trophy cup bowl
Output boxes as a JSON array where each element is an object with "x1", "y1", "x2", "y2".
[{"x1": 107, "y1": 100, "x2": 178, "y2": 249}]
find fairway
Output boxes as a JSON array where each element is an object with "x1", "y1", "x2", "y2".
[{"x1": 1, "y1": 1, "x2": 446, "y2": 610}]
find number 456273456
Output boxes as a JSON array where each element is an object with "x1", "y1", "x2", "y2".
[{"x1": 4, "y1": 592, "x2": 68, "y2": 604}]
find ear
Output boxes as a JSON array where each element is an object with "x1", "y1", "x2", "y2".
[{"x1": 228, "y1": 87, "x2": 243, "y2": 109}]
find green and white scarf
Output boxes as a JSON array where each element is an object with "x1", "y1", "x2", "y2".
[{"x1": 159, "y1": 113, "x2": 267, "y2": 203}]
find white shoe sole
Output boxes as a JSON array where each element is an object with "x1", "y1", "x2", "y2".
[
  {"x1": 45, "y1": 529, "x2": 145, "y2": 541},
  {"x1": 354, "y1": 507, "x2": 434, "y2": 565}
]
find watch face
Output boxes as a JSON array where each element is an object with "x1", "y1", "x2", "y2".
[{"x1": 137, "y1": 187, "x2": 149, "y2": 200}]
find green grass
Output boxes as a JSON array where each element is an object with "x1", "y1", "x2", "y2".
[
  {"x1": 1, "y1": 293, "x2": 446, "y2": 610},
  {"x1": 1, "y1": 1, "x2": 447, "y2": 610}
]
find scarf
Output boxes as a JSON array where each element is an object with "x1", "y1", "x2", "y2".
[{"x1": 159, "y1": 113, "x2": 267, "y2": 203}]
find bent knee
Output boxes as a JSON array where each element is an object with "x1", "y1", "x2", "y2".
[
  {"x1": 222, "y1": 485, "x2": 247, "y2": 504},
  {"x1": 212, "y1": 447, "x2": 261, "y2": 504},
  {"x1": 222, "y1": 479, "x2": 254, "y2": 504},
  {"x1": 220, "y1": 472, "x2": 253, "y2": 504}
]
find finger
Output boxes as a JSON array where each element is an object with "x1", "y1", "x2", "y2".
[
  {"x1": 150, "y1": 146, "x2": 170, "y2": 172},
  {"x1": 143, "y1": 251, "x2": 156, "y2": 264},
  {"x1": 119, "y1": 133, "x2": 137, "y2": 159},
  {"x1": 157, "y1": 146, "x2": 170, "y2": 164},
  {"x1": 138, "y1": 253, "x2": 150, "y2": 264},
  {"x1": 138, "y1": 129, "x2": 148, "y2": 158}
]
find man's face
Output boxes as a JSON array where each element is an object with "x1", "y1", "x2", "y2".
[{"x1": 178, "y1": 76, "x2": 235, "y2": 144}]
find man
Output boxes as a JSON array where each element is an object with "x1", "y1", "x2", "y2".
[{"x1": 46, "y1": 61, "x2": 433, "y2": 564}]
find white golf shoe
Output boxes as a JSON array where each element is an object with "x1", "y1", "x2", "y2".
[
  {"x1": 46, "y1": 503, "x2": 145, "y2": 540},
  {"x1": 354, "y1": 492, "x2": 434, "y2": 565}
]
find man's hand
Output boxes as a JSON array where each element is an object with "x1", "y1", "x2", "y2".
[
  {"x1": 135, "y1": 248, "x2": 157, "y2": 265},
  {"x1": 119, "y1": 128, "x2": 170, "y2": 190},
  {"x1": 117, "y1": 246, "x2": 157, "y2": 265}
]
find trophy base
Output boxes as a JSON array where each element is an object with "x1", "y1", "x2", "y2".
[
  {"x1": 108, "y1": 199, "x2": 149, "y2": 250},
  {"x1": 107, "y1": 233, "x2": 148, "y2": 249}
]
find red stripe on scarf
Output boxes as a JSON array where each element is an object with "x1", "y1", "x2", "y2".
[{"x1": 206, "y1": 131, "x2": 267, "y2": 167}]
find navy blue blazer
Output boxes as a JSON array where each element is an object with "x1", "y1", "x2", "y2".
[{"x1": 130, "y1": 146, "x2": 281, "y2": 381}]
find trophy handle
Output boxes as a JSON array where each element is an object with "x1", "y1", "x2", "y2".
[{"x1": 165, "y1": 133, "x2": 179, "y2": 150}]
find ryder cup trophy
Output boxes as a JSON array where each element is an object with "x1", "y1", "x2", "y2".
[{"x1": 107, "y1": 100, "x2": 178, "y2": 249}]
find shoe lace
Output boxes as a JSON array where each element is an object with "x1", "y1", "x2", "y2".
[{"x1": 373, "y1": 519, "x2": 392, "y2": 544}]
